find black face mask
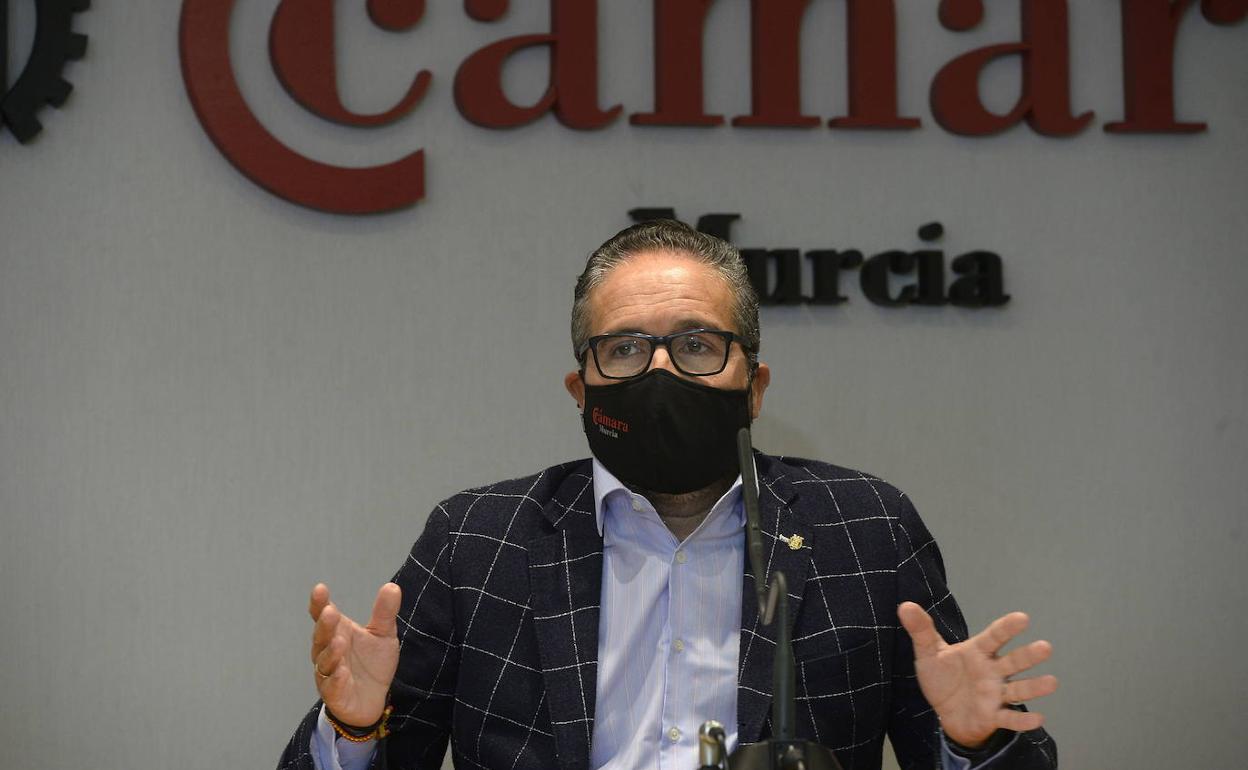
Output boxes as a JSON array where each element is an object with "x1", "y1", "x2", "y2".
[{"x1": 581, "y1": 369, "x2": 751, "y2": 495}]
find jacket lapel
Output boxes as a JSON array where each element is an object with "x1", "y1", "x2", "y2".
[
  {"x1": 737, "y1": 457, "x2": 815, "y2": 744},
  {"x1": 527, "y1": 467, "x2": 602, "y2": 770}
]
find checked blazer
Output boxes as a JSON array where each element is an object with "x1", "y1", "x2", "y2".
[{"x1": 279, "y1": 454, "x2": 1057, "y2": 770}]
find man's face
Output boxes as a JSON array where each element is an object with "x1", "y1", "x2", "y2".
[{"x1": 564, "y1": 249, "x2": 770, "y2": 417}]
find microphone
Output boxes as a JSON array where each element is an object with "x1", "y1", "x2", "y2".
[
  {"x1": 698, "y1": 720, "x2": 726, "y2": 770},
  {"x1": 736, "y1": 428, "x2": 768, "y2": 620},
  {"x1": 730, "y1": 428, "x2": 843, "y2": 770}
]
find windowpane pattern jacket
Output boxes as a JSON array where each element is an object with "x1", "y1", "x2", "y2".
[{"x1": 278, "y1": 454, "x2": 1057, "y2": 770}]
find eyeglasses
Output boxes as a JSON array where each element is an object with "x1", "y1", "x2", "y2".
[{"x1": 579, "y1": 329, "x2": 749, "y2": 380}]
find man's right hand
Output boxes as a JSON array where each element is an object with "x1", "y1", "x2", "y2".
[{"x1": 309, "y1": 582, "x2": 402, "y2": 728}]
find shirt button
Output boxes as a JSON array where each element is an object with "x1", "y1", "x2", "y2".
[
  {"x1": 668, "y1": 727, "x2": 681, "y2": 742},
  {"x1": 631, "y1": 498, "x2": 642, "y2": 512},
  {"x1": 675, "y1": 550, "x2": 687, "y2": 564},
  {"x1": 673, "y1": 638, "x2": 685, "y2": 652}
]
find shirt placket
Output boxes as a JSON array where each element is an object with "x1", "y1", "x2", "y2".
[{"x1": 659, "y1": 534, "x2": 696, "y2": 770}]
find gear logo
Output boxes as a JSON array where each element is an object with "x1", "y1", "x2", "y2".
[{"x1": 1, "y1": 0, "x2": 89, "y2": 142}]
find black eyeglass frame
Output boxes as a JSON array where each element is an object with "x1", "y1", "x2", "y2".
[{"x1": 577, "y1": 329, "x2": 754, "y2": 380}]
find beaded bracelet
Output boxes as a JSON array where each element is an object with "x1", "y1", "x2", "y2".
[{"x1": 325, "y1": 704, "x2": 392, "y2": 743}]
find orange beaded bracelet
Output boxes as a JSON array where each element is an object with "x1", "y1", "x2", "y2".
[{"x1": 325, "y1": 704, "x2": 392, "y2": 743}]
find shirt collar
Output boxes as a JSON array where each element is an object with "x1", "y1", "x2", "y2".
[{"x1": 590, "y1": 457, "x2": 756, "y2": 536}]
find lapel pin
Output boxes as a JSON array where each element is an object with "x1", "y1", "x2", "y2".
[{"x1": 782, "y1": 534, "x2": 804, "y2": 550}]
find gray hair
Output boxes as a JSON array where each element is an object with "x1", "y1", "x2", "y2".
[{"x1": 571, "y1": 220, "x2": 761, "y2": 365}]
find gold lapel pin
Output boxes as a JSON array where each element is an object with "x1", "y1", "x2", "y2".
[{"x1": 782, "y1": 534, "x2": 804, "y2": 550}]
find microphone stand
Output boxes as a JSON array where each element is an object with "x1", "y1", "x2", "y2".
[{"x1": 714, "y1": 429, "x2": 842, "y2": 770}]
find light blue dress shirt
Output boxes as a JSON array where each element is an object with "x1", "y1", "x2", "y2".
[
  {"x1": 309, "y1": 460, "x2": 985, "y2": 769},
  {"x1": 588, "y1": 461, "x2": 745, "y2": 770}
]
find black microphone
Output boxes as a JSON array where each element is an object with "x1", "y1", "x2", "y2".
[
  {"x1": 736, "y1": 428, "x2": 767, "y2": 620},
  {"x1": 737, "y1": 427, "x2": 794, "y2": 737},
  {"x1": 730, "y1": 428, "x2": 843, "y2": 770}
]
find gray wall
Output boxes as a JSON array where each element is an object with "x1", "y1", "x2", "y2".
[{"x1": 2, "y1": 2, "x2": 1245, "y2": 768}]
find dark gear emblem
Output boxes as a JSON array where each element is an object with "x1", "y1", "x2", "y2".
[{"x1": 1, "y1": 0, "x2": 89, "y2": 142}]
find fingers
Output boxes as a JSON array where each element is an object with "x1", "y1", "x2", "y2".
[
  {"x1": 310, "y1": 582, "x2": 398, "y2": 667},
  {"x1": 995, "y1": 639, "x2": 1053, "y2": 678},
  {"x1": 311, "y1": 601, "x2": 340, "y2": 664},
  {"x1": 995, "y1": 705, "x2": 1046, "y2": 733},
  {"x1": 314, "y1": 634, "x2": 345, "y2": 680},
  {"x1": 367, "y1": 583, "x2": 402, "y2": 638},
  {"x1": 314, "y1": 635, "x2": 357, "y2": 703},
  {"x1": 898, "y1": 602, "x2": 946, "y2": 658},
  {"x1": 972, "y1": 611, "x2": 1030, "y2": 657},
  {"x1": 309, "y1": 583, "x2": 331, "y2": 621},
  {"x1": 1002, "y1": 674, "x2": 1059, "y2": 704}
]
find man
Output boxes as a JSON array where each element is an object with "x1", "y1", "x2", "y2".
[{"x1": 279, "y1": 221, "x2": 1058, "y2": 770}]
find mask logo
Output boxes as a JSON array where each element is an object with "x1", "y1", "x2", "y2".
[
  {"x1": 1, "y1": 0, "x2": 89, "y2": 143},
  {"x1": 591, "y1": 407, "x2": 629, "y2": 438}
]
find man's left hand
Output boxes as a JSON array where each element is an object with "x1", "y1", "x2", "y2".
[{"x1": 897, "y1": 602, "x2": 1058, "y2": 749}]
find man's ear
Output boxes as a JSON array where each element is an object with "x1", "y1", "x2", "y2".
[
  {"x1": 749, "y1": 362, "x2": 771, "y2": 420},
  {"x1": 564, "y1": 370, "x2": 585, "y2": 411}
]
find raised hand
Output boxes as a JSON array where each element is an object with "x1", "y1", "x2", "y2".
[
  {"x1": 309, "y1": 582, "x2": 402, "y2": 728},
  {"x1": 897, "y1": 602, "x2": 1058, "y2": 749}
]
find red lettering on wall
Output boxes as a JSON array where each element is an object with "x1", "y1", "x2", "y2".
[
  {"x1": 177, "y1": 0, "x2": 1246, "y2": 214},
  {"x1": 269, "y1": 0, "x2": 430, "y2": 127},
  {"x1": 930, "y1": 0, "x2": 1093, "y2": 136},
  {"x1": 179, "y1": 0, "x2": 424, "y2": 214},
  {"x1": 454, "y1": 0, "x2": 620, "y2": 129},
  {"x1": 829, "y1": 0, "x2": 920, "y2": 129},
  {"x1": 733, "y1": 0, "x2": 819, "y2": 128},
  {"x1": 1106, "y1": 0, "x2": 1248, "y2": 133},
  {"x1": 631, "y1": 0, "x2": 724, "y2": 126}
]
